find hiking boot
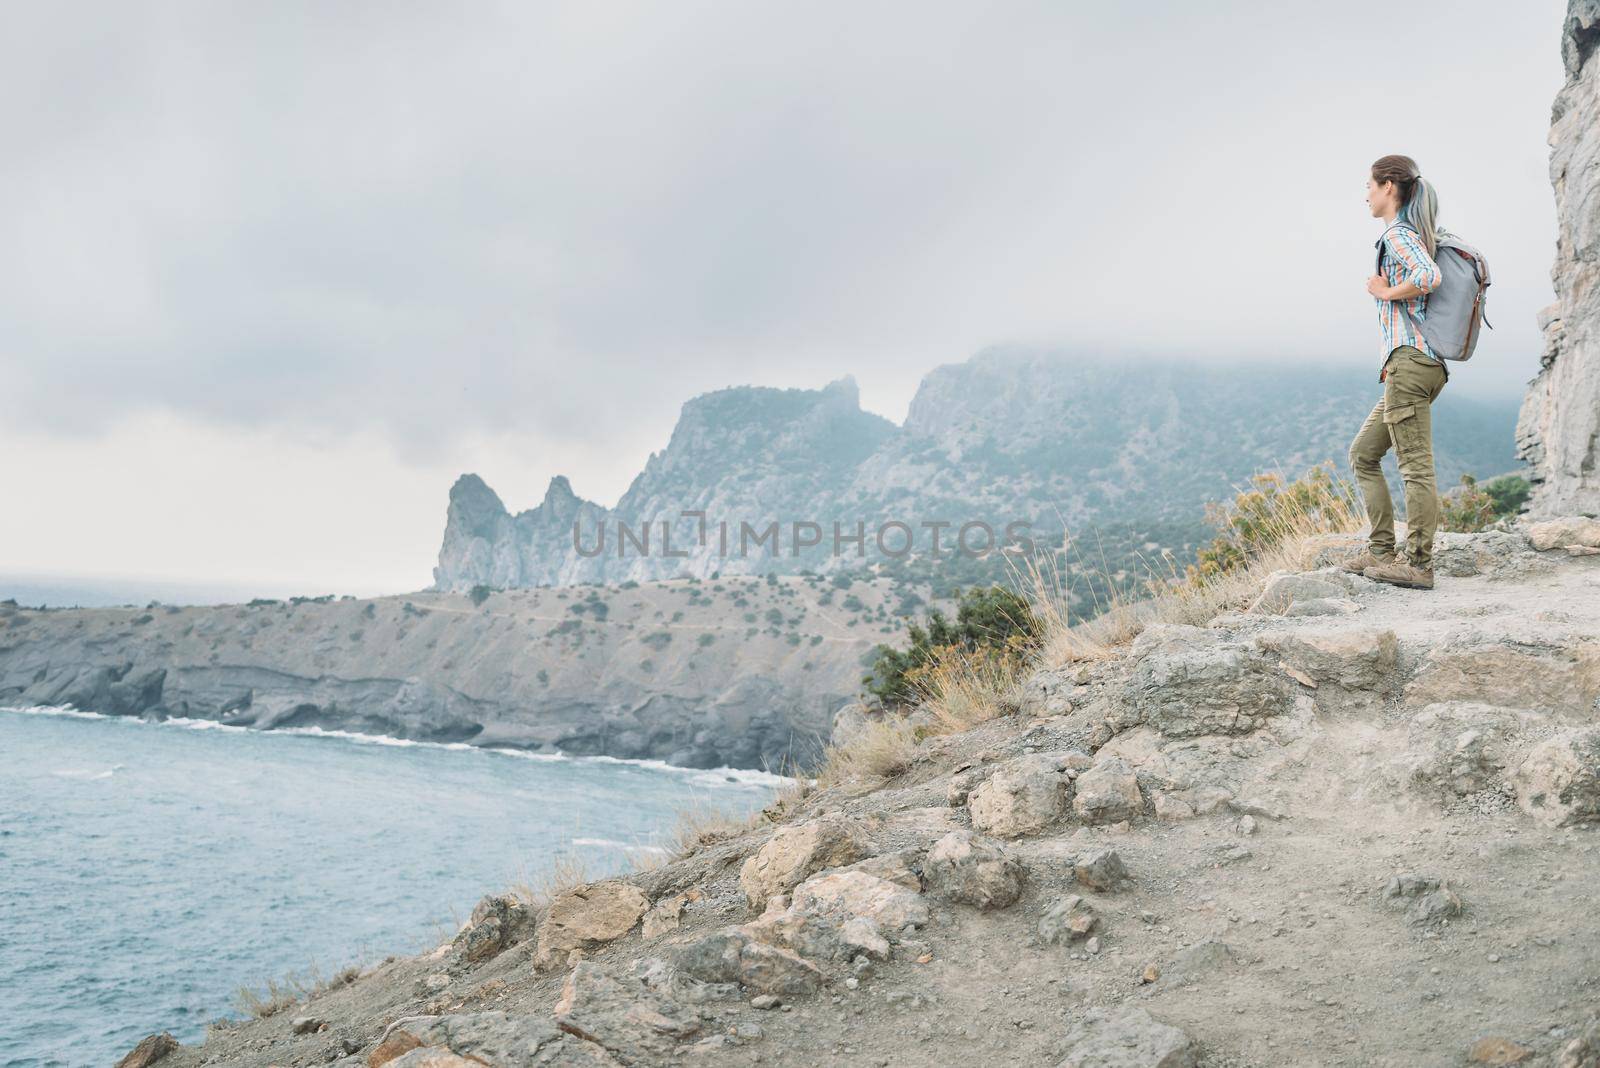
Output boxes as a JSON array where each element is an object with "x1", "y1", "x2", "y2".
[
  {"x1": 1340, "y1": 548, "x2": 1396, "y2": 574},
  {"x1": 1363, "y1": 559, "x2": 1435, "y2": 590}
]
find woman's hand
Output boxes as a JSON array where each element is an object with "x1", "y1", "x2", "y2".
[{"x1": 1366, "y1": 274, "x2": 1393, "y2": 300}]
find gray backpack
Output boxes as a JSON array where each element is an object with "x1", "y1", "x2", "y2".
[{"x1": 1375, "y1": 221, "x2": 1492, "y2": 361}]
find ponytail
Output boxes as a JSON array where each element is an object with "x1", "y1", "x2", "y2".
[
  {"x1": 1402, "y1": 175, "x2": 1440, "y2": 259},
  {"x1": 1371, "y1": 154, "x2": 1440, "y2": 258}
]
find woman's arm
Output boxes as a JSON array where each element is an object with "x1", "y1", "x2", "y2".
[
  {"x1": 1381, "y1": 227, "x2": 1442, "y2": 296},
  {"x1": 1367, "y1": 276, "x2": 1428, "y2": 300}
]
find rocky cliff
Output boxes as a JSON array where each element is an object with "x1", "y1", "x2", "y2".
[
  {"x1": 0, "y1": 575, "x2": 913, "y2": 771},
  {"x1": 125, "y1": 519, "x2": 1600, "y2": 1068},
  {"x1": 436, "y1": 357, "x2": 1521, "y2": 592},
  {"x1": 1518, "y1": 0, "x2": 1600, "y2": 515}
]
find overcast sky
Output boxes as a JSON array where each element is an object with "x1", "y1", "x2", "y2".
[{"x1": 0, "y1": 0, "x2": 1569, "y2": 595}]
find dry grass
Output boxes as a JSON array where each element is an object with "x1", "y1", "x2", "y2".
[
  {"x1": 233, "y1": 961, "x2": 361, "y2": 1019},
  {"x1": 1033, "y1": 464, "x2": 1366, "y2": 669},
  {"x1": 510, "y1": 849, "x2": 599, "y2": 909},
  {"x1": 911, "y1": 645, "x2": 1027, "y2": 734},
  {"x1": 811, "y1": 464, "x2": 1368, "y2": 787},
  {"x1": 815, "y1": 715, "x2": 923, "y2": 787}
]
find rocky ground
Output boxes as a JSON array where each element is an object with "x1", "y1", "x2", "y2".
[{"x1": 119, "y1": 519, "x2": 1600, "y2": 1068}]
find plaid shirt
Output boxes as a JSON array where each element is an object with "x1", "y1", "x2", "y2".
[{"x1": 1375, "y1": 221, "x2": 1442, "y2": 362}]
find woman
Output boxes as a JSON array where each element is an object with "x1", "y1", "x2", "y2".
[{"x1": 1344, "y1": 154, "x2": 1446, "y2": 590}]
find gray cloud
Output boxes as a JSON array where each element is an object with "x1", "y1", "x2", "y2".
[{"x1": 0, "y1": 0, "x2": 1567, "y2": 487}]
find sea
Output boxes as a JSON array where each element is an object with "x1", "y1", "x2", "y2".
[{"x1": 0, "y1": 705, "x2": 784, "y2": 1067}]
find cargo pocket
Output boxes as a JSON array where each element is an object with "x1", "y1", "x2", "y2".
[{"x1": 1383, "y1": 403, "x2": 1418, "y2": 469}]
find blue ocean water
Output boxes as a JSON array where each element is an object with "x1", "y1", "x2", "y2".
[{"x1": 0, "y1": 707, "x2": 782, "y2": 1068}]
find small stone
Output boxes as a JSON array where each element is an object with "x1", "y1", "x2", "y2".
[
  {"x1": 1086, "y1": 936, "x2": 1101, "y2": 954},
  {"x1": 923, "y1": 830, "x2": 1027, "y2": 909},
  {"x1": 290, "y1": 1016, "x2": 325, "y2": 1035},
  {"x1": 1038, "y1": 895, "x2": 1098, "y2": 945},
  {"x1": 751, "y1": 994, "x2": 781, "y2": 1009},
  {"x1": 1237, "y1": 815, "x2": 1257, "y2": 836},
  {"x1": 1073, "y1": 849, "x2": 1130, "y2": 892},
  {"x1": 1140, "y1": 963, "x2": 1161, "y2": 984}
]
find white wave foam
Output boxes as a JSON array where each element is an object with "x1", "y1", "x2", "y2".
[
  {"x1": 571, "y1": 837, "x2": 670, "y2": 854},
  {"x1": 1, "y1": 705, "x2": 801, "y2": 786},
  {"x1": 51, "y1": 767, "x2": 117, "y2": 780},
  {"x1": 0, "y1": 703, "x2": 107, "y2": 721}
]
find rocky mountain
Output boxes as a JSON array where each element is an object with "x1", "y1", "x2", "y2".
[
  {"x1": 1518, "y1": 0, "x2": 1600, "y2": 515},
  {"x1": 0, "y1": 575, "x2": 918, "y2": 771},
  {"x1": 436, "y1": 356, "x2": 1522, "y2": 592}
]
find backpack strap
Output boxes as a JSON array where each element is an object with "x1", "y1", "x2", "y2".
[{"x1": 1374, "y1": 220, "x2": 1419, "y2": 273}]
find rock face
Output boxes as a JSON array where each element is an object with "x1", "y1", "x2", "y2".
[
  {"x1": 1518, "y1": 0, "x2": 1600, "y2": 515},
  {"x1": 0, "y1": 576, "x2": 895, "y2": 770},
  {"x1": 1515, "y1": 728, "x2": 1600, "y2": 826},
  {"x1": 966, "y1": 755, "x2": 1070, "y2": 837},
  {"x1": 535, "y1": 882, "x2": 650, "y2": 969},
  {"x1": 922, "y1": 830, "x2": 1026, "y2": 909},
  {"x1": 433, "y1": 357, "x2": 1518, "y2": 590},
  {"x1": 738, "y1": 817, "x2": 870, "y2": 908},
  {"x1": 1057, "y1": 1007, "x2": 1196, "y2": 1068}
]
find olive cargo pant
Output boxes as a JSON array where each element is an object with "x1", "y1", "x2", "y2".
[{"x1": 1348, "y1": 345, "x2": 1448, "y2": 569}]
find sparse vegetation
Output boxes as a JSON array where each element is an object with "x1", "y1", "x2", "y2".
[
  {"x1": 1441, "y1": 473, "x2": 1531, "y2": 532},
  {"x1": 863, "y1": 585, "x2": 1041, "y2": 708}
]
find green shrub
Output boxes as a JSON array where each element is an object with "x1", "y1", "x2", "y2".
[
  {"x1": 863, "y1": 585, "x2": 1041, "y2": 708},
  {"x1": 1441, "y1": 473, "x2": 1531, "y2": 533},
  {"x1": 469, "y1": 585, "x2": 494, "y2": 606}
]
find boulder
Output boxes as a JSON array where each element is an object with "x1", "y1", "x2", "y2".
[
  {"x1": 1515, "y1": 728, "x2": 1600, "y2": 826},
  {"x1": 1072, "y1": 759, "x2": 1143, "y2": 824},
  {"x1": 923, "y1": 830, "x2": 1026, "y2": 910},
  {"x1": 739, "y1": 816, "x2": 869, "y2": 908},
  {"x1": 454, "y1": 894, "x2": 533, "y2": 964},
  {"x1": 1126, "y1": 626, "x2": 1296, "y2": 737},
  {"x1": 735, "y1": 940, "x2": 826, "y2": 995},
  {"x1": 384, "y1": 1052, "x2": 483, "y2": 1068},
  {"x1": 1433, "y1": 530, "x2": 1537, "y2": 577},
  {"x1": 1381, "y1": 874, "x2": 1464, "y2": 926},
  {"x1": 641, "y1": 892, "x2": 692, "y2": 940},
  {"x1": 554, "y1": 961, "x2": 701, "y2": 1064},
  {"x1": 967, "y1": 755, "x2": 1069, "y2": 837},
  {"x1": 1256, "y1": 628, "x2": 1398, "y2": 700},
  {"x1": 1073, "y1": 849, "x2": 1130, "y2": 892},
  {"x1": 1525, "y1": 517, "x2": 1600, "y2": 551},
  {"x1": 1167, "y1": 939, "x2": 1235, "y2": 981},
  {"x1": 1247, "y1": 570, "x2": 1352, "y2": 615},
  {"x1": 790, "y1": 869, "x2": 929, "y2": 931},
  {"x1": 947, "y1": 765, "x2": 990, "y2": 807},
  {"x1": 835, "y1": 849, "x2": 923, "y2": 891},
  {"x1": 374, "y1": 1012, "x2": 616, "y2": 1067},
  {"x1": 1057, "y1": 1006, "x2": 1197, "y2": 1068},
  {"x1": 115, "y1": 1034, "x2": 179, "y2": 1068},
  {"x1": 536, "y1": 882, "x2": 650, "y2": 968},
  {"x1": 1404, "y1": 641, "x2": 1600, "y2": 715},
  {"x1": 670, "y1": 928, "x2": 824, "y2": 995},
  {"x1": 1467, "y1": 1037, "x2": 1533, "y2": 1066},
  {"x1": 1038, "y1": 895, "x2": 1097, "y2": 944},
  {"x1": 672, "y1": 931, "x2": 748, "y2": 985},
  {"x1": 1558, "y1": 1014, "x2": 1600, "y2": 1068},
  {"x1": 1405, "y1": 703, "x2": 1525, "y2": 798}
]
